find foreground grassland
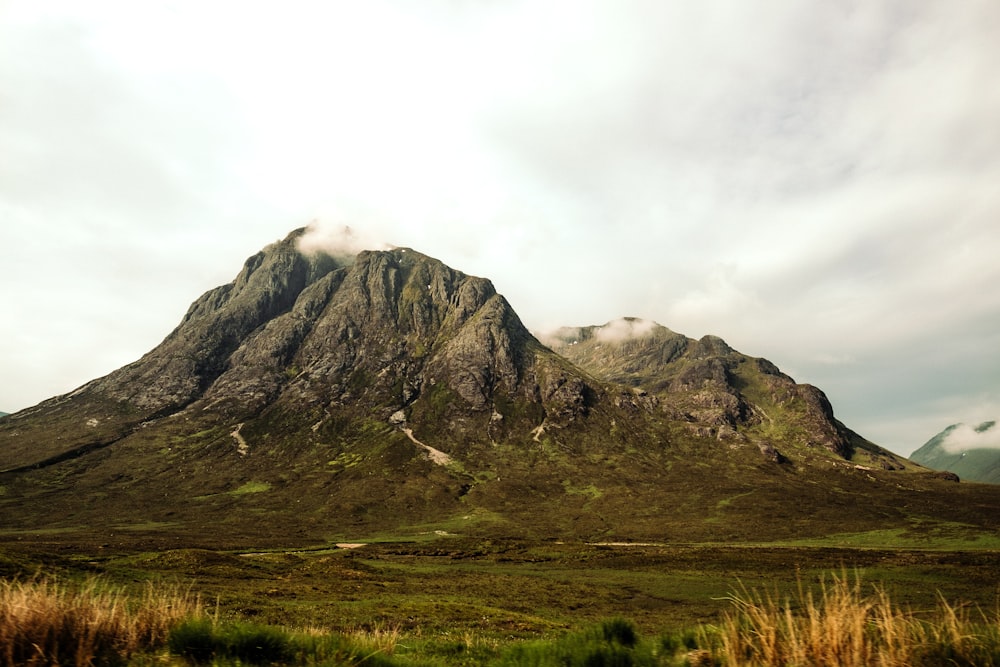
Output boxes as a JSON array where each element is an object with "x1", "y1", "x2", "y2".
[{"x1": 2, "y1": 540, "x2": 999, "y2": 665}]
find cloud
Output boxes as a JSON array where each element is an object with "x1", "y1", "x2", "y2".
[
  {"x1": 534, "y1": 326, "x2": 581, "y2": 350},
  {"x1": 594, "y1": 318, "x2": 658, "y2": 344},
  {"x1": 940, "y1": 422, "x2": 1000, "y2": 453},
  {"x1": 533, "y1": 319, "x2": 659, "y2": 348},
  {"x1": 296, "y1": 221, "x2": 393, "y2": 261}
]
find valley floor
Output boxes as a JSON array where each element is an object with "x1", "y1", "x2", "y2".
[{"x1": 3, "y1": 538, "x2": 999, "y2": 639}]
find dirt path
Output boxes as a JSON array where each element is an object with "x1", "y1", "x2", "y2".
[{"x1": 401, "y1": 428, "x2": 452, "y2": 465}]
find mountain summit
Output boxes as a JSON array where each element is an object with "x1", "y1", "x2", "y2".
[{"x1": 2, "y1": 228, "x2": 997, "y2": 548}]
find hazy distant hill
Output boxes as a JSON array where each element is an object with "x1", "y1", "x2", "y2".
[
  {"x1": 910, "y1": 421, "x2": 1000, "y2": 484},
  {"x1": 2, "y1": 228, "x2": 998, "y2": 549}
]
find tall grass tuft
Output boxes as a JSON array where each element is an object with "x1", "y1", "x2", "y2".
[
  {"x1": 715, "y1": 572, "x2": 1000, "y2": 666},
  {"x1": 342, "y1": 621, "x2": 402, "y2": 657},
  {"x1": 0, "y1": 576, "x2": 201, "y2": 666}
]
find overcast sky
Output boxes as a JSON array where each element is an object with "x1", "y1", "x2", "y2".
[{"x1": 2, "y1": 1, "x2": 998, "y2": 456}]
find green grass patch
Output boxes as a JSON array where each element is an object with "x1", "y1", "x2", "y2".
[
  {"x1": 714, "y1": 490, "x2": 754, "y2": 510},
  {"x1": 168, "y1": 618, "x2": 404, "y2": 666},
  {"x1": 112, "y1": 521, "x2": 178, "y2": 532},
  {"x1": 774, "y1": 519, "x2": 1000, "y2": 550},
  {"x1": 228, "y1": 481, "x2": 272, "y2": 496},
  {"x1": 328, "y1": 452, "x2": 363, "y2": 470},
  {"x1": 0, "y1": 526, "x2": 81, "y2": 536},
  {"x1": 562, "y1": 480, "x2": 603, "y2": 499},
  {"x1": 494, "y1": 618, "x2": 669, "y2": 667}
]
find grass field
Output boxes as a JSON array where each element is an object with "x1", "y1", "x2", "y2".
[{"x1": 2, "y1": 536, "x2": 999, "y2": 665}]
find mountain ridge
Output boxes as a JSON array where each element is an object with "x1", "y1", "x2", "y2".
[
  {"x1": 2, "y1": 227, "x2": 998, "y2": 549},
  {"x1": 540, "y1": 318, "x2": 900, "y2": 468}
]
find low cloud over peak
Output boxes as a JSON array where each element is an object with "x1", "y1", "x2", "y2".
[
  {"x1": 941, "y1": 421, "x2": 1000, "y2": 453},
  {"x1": 594, "y1": 318, "x2": 658, "y2": 344},
  {"x1": 296, "y1": 222, "x2": 393, "y2": 261}
]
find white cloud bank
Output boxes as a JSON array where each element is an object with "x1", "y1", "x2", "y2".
[
  {"x1": 941, "y1": 422, "x2": 1000, "y2": 453},
  {"x1": 594, "y1": 318, "x2": 658, "y2": 344},
  {"x1": 296, "y1": 223, "x2": 393, "y2": 261}
]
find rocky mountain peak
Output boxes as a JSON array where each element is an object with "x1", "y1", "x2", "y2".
[
  {"x1": 91, "y1": 228, "x2": 341, "y2": 413},
  {"x1": 3, "y1": 230, "x2": 981, "y2": 547},
  {"x1": 2, "y1": 234, "x2": 571, "y2": 468}
]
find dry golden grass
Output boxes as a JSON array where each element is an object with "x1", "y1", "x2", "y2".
[
  {"x1": 716, "y1": 572, "x2": 1000, "y2": 666},
  {"x1": 0, "y1": 576, "x2": 201, "y2": 666},
  {"x1": 343, "y1": 622, "x2": 403, "y2": 656}
]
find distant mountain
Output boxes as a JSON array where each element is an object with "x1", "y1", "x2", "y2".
[
  {"x1": 2, "y1": 228, "x2": 998, "y2": 549},
  {"x1": 910, "y1": 421, "x2": 1000, "y2": 484}
]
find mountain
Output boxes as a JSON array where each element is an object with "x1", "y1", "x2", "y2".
[
  {"x1": 540, "y1": 319, "x2": 899, "y2": 468},
  {"x1": 910, "y1": 421, "x2": 1000, "y2": 484},
  {"x1": 2, "y1": 228, "x2": 999, "y2": 549}
]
